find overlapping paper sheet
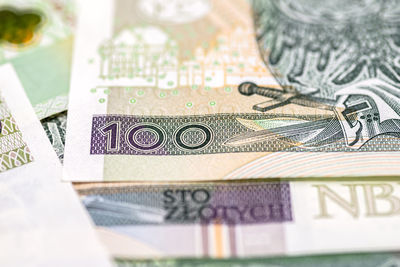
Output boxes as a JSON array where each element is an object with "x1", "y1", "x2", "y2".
[{"x1": 0, "y1": 64, "x2": 112, "y2": 267}]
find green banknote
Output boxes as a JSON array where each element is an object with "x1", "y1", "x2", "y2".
[
  {"x1": 64, "y1": 0, "x2": 400, "y2": 181},
  {"x1": 0, "y1": 0, "x2": 74, "y2": 119},
  {"x1": 41, "y1": 110, "x2": 67, "y2": 162},
  {"x1": 114, "y1": 252, "x2": 400, "y2": 267}
]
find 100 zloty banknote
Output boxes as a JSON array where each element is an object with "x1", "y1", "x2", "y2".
[{"x1": 64, "y1": 0, "x2": 400, "y2": 181}]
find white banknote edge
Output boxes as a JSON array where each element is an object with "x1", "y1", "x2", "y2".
[
  {"x1": 63, "y1": 0, "x2": 112, "y2": 182},
  {"x1": 0, "y1": 64, "x2": 113, "y2": 267}
]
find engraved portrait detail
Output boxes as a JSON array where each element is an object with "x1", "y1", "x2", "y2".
[{"x1": 253, "y1": 0, "x2": 400, "y2": 93}]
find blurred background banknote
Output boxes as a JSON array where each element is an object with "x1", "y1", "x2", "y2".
[
  {"x1": 0, "y1": 64, "x2": 112, "y2": 267},
  {"x1": 64, "y1": 0, "x2": 400, "y2": 182},
  {"x1": 41, "y1": 110, "x2": 67, "y2": 162},
  {"x1": 0, "y1": 0, "x2": 75, "y2": 119},
  {"x1": 74, "y1": 179, "x2": 400, "y2": 259},
  {"x1": 113, "y1": 253, "x2": 400, "y2": 267}
]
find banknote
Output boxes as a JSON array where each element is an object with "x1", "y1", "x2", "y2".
[
  {"x1": 114, "y1": 252, "x2": 400, "y2": 267},
  {"x1": 75, "y1": 179, "x2": 400, "y2": 259},
  {"x1": 41, "y1": 111, "x2": 67, "y2": 162},
  {"x1": 0, "y1": 64, "x2": 112, "y2": 267},
  {"x1": 64, "y1": 0, "x2": 400, "y2": 181},
  {"x1": 0, "y1": 0, "x2": 74, "y2": 119}
]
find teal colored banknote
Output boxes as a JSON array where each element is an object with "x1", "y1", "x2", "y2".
[{"x1": 0, "y1": 0, "x2": 75, "y2": 119}]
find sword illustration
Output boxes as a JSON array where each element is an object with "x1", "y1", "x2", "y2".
[
  {"x1": 224, "y1": 117, "x2": 338, "y2": 147},
  {"x1": 238, "y1": 82, "x2": 336, "y2": 111},
  {"x1": 228, "y1": 82, "x2": 375, "y2": 147}
]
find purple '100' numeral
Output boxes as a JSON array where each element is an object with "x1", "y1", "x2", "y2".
[{"x1": 93, "y1": 117, "x2": 215, "y2": 154}]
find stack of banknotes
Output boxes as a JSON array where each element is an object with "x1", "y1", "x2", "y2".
[{"x1": 2, "y1": 0, "x2": 400, "y2": 266}]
